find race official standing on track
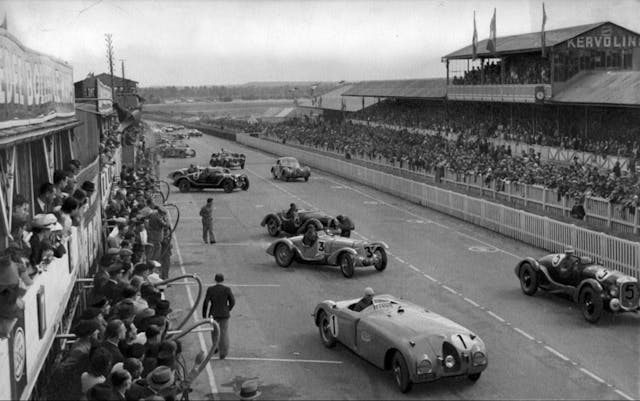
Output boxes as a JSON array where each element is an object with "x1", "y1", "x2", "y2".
[
  {"x1": 202, "y1": 273, "x2": 235, "y2": 359},
  {"x1": 200, "y1": 198, "x2": 216, "y2": 244}
]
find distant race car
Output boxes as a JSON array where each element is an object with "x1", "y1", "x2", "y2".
[
  {"x1": 168, "y1": 166, "x2": 249, "y2": 193},
  {"x1": 210, "y1": 151, "x2": 246, "y2": 169},
  {"x1": 261, "y1": 210, "x2": 352, "y2": 237},
  {"x1": 271, "y1": 157, "x2": 310, "y2": 181},
  {"x1": 266, "y1": 231, "x2": 387, "y2": 278},
  {"x1": 515, "y1": 250, "x2": 640, "y2": 323},
  {"x1": 188, "y1": 129, "x2": 203, "y2": 137},
  {"x1": 313, "y1": 294, "x2": 488, "y2": 392},
  {"x1": 158, "y1": 145, "x2": 196, "y2": 158}
]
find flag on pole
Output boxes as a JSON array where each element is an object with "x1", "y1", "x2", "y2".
[
  {"x1": 486, "y1": 8, "x2": 496, "y2": 54},
  {"x1": 472, "y1": 11, "x2": 478, "y2": 60},
  {"x1": 541, "y1": 3, "x2": 547, "y2": 57}
]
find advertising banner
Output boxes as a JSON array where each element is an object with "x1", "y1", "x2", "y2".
[
  {"x1": 97, "y1": 80, "x2": 113, "y2": 115},
  {"x1": 0, "y1": 29, "x2": 75, "y2": 129},
  {"x1": 565, "y1": 23, "x2": 640, "y2": 49}
]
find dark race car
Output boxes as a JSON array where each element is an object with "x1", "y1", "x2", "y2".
[
  {"x1": 210, "y1": 151, "x2": 246, "y2": 169},
  {"x1": 266, "y1": 231, "x2": 388, "y2": 278},
  {"x1": 168, "y1": 166, "x2": 249, "y2": 193},
  {"x1": 159, "y1": 144, "x2": 196, "y2": 158},
  {"x1": 271, "y1": 157, "x2": 310, "y2": 181},
  {"x1": 260, "y1": 210, "x2": 353, "y2": 237},
  {"x1": 515, "y1": 250, "x2": 640, "y2": 323}
]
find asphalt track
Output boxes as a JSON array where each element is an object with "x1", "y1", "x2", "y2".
[{"x1": 151, "y1": 122, "x2": 639, "y2": 400}]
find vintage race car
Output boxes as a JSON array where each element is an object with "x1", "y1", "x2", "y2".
[
  {"x1": 266, "y1": 231, "x2": 387, "y2": 278},
  {"x1": 260, "y1": 210, "x2": 351, "y2": 237},
  {"x1": 271, "y1": 157, "x2": 310, "y2": 181},
  {"x1": 515, "y1": 251, "x2": 640, "y2": 323},
  {"x1": 210, "y1": 151, "x2": 246, "y2": 169},
  {"x1": 169, "y1": 166, "x2": 249, "y2": 193},
  {"x1": 313, "y1": 295, "x2": 488, "y2": 392},
  {"x1": 158, "y1": 145, "x2": 196, "y2": 158}
]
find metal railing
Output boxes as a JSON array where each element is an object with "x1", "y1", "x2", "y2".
[{"x1": 239, "y1": 134, "x2": 640, "y2": 280}]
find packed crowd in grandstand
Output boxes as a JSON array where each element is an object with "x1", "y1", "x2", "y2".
[{"x1": 451, "y1": 56, "x2": 551, "y2": 85}]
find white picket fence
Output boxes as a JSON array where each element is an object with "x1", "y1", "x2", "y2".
[{"x1": 237, "y1": 133, "x2": 640, "y2": 279}]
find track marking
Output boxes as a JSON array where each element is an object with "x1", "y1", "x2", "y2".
[
  {"x1": 463, "y1": 297, "x2": 480, "y2": 307},
  {"x1": 513, "y1": 328, "x2": 535, "y2": 341},
  {"x1": 395, "y1": 257, "x2": 406, "y2": 264},
  {"x1": 441, "y1": 285, "x2": 458, "y2": 295},
  {"x1": 486, "y1": 311, "x2": 505, "y2": 323},
  {"x1": 423, "y1": 273, "x2": 437, "y2": 282},
  {"x1": 408, "y1": 265, "x2": 420, "y2": 272},
  {"x1": 579, "y1": 368, "x2": 606, "y2": 384},
  {"x1": 544, "y1": 346, "x2": 570, "y2": 362},
  {"x1": 224, "y1": 356, "x2": 343, "y2": 364},
  {"x1": 614, "y1": 389, "x2": 635, "y2": 400}
]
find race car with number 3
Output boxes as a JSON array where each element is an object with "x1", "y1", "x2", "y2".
[
  {"x1": 515, "y1": 250, "x2": 640, "y2": 323},
  {"x1": 312, "y1": 295, "x2": 488, "y2": 392},
  {"x1": 266, "y1": 231, "x2": 387, "y2": 278}
]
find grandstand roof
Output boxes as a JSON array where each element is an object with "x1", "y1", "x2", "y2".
[
  {"x1": 341, "y1": 79, "x2": 447, "y2": 99},
  {"x1": 551, "y1": 71, "x2": 640, "y2": 106},
  {"x1": 444, "y1": 21, "x2": 606, "y2": 59},
  {"x1": 297, "y1": 84, "x2": 377, "y2": 111}
]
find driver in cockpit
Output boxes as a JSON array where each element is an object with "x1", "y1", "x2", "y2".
[
  {"x1": 285, "y1": 203, "x2": 298, "y2": 220},
  {"x1": 351, "y1": 287, "x2": 375, "y2": 312},
  {"x1": 558, "y1": 246, "x2": 580, "y2": 281}
]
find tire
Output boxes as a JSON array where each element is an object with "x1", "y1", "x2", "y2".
[
  {"x1": 271, "y1": 168, "x2": 277, "y2": 179},
  {"x1": 392, "y1": 352, "x2": 413, "y2": 393},
  {"x1": 178, "y1": 179, "x2": 191, "y2": 193},
  {"x1": 304, "y1": 175, "x2": 309, "y2": 182},
  {"x1": 241, "y1": 179, "x2": 250, "y2": 191},
  {"x1": 223, "y1": 180, "x2": 234, "y2": 193},
  {"x1": 579, "y1": 286, "x2": 603, "y2": 323},
  {"x1": 373, "y1": 248, "x2": 388, "y2": 272},
  {"x1": 318, "y1": 311, "x2": 337, "y2": 348},
  {"x1": 274, "y1": 243, "x2": 294, "y2": 267},
  {"x1": 519, "y1": 262, "x2": 539, "y2": 296},
  {"x1": 241, "y1": 162, "x2": 245, "y2": 169},
  {"x1": 339, "y1": 253, "x2": 355, "y2": 278},
  {"x1": 266, "y1": 217, "x2": 280, "y2": 237},
  {"x1": 468, "y1": 372, "x2": 482, "y2": 381}
]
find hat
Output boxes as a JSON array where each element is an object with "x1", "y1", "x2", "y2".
[
  {"x1": 119, "y1": 248, "x2": 133, "y2": 257},
  {"x1": 146, "y1": 366, "x2": 175, "y2": 391},
  {"x1": 32, "y1": 213, "x2": 61, "y2": 230},
  {"x1": 137, "y1": 307, "x2": 156, "y2": 321},
  {"x1": 107, "y1": 248, "x2": 121, "y2": 256},
  {"x1": 91, "y1": 296, "x2": 110, "y2": 309},
  {"x1": 214, "y1": 273, "x2": 224, "y2": 283},
  {"x1": 148, "y1": 260, "x2": 161, "y2": 269},
  {"x1": 72, "y1": 319, "x2": 101, "y2": 337},
  {"x1": 236, "y1": 380, "x2": 262, "y2": 400},
  {"x1": 107, "y1": 263, "x2": 124, "y2": 274},
  {"x1": 155, "y1": 300, "x2": 172, "y2": 315},
  {"x1": 138, "y1": 207, "x2": 154, "y2": 218},
  {"x1": 364, "y1": 287, "x2": 374, "y2": 296},
  {"x1": 113, "y1": 217, "x2": 128, "y2": 225},
  {"x1": 156, "y1": 350, "x2": 176, "y2": 368},
  {"x1": 81, "y1": 181, "x2": 96, "y2": 193}
]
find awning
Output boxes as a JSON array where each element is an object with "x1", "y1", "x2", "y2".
[
  {"x1": 0, "y1": 117, "x2": 83, "y2": 148},
  {"x1": 550, "y1": 70, "x2": 640, "y2": 106}
]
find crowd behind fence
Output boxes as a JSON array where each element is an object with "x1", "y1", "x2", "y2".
[{"x1": 238, "y1": 133, "x2": 640, "y2": 280}]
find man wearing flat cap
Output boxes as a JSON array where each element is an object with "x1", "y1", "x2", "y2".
[
  {"x1": 202, "y1": 273, "x2": 235, "y2": 359},
  {"x1": 103, "y1": 263, "x2": 126, "y2": 304}
]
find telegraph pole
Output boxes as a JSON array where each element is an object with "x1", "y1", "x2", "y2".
[
  {"x1": 120, "y1": 59, "x2": 126, "y2": 107},
  {"x1": 105, "y1": 34, "x2": 115, "y2": 100}
]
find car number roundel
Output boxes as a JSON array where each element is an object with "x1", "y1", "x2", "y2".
[
  {"x1": 551, "y1": 254, "x2": 564, "y2": 267},
  {"x1": 329, "y1": 314, "x2": 339, "y2": 337}
]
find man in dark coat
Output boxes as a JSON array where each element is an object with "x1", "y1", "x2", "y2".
[
  {"x1": 101, "y1": 319, "x2": 127, "y2": 364},
  {"x1": 202, "y1": 273, "x2": 235, "y2": 359}
]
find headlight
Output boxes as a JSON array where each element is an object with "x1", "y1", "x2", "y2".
[
  {"x1": 417, "y1": 359, "x2": 433, "y2": 374},
  {"x1": 609, "y1": 286, "x2": 619, "y2": 297},
  {"x1": 609, "y1": 298, "x2": 621, "y2": 311},
  {"x1": 472, "y1": 351, "x2": 487, "y2": 366},
  {"x1": 444, "y1": 355, "x2": 455, "y2": 368}
]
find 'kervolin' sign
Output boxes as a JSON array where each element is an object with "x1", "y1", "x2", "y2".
[
  {"x1": 566, "y1": 24, "x2": 640, "y2": 49},
  {"x1": 0, "y1": 29, "x2": 75, "y2": 129}
]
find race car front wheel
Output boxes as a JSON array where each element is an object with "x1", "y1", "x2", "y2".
[
  {"x1": 392, "y1": 352, "x2": 413, "y2": 393},
  {"x1": 223, "y1": 180, "x2": 234, "y2": 193},
  {"x1": 339, "y1": 253, "x2": 355, "y2": 278},
  {"x1": 519, "y1": 263, "x2": 538, "y2": 296},
  {"x1": 275, "y1": 243, "x2": 294, "y2": 267},
  {"x1": 178, "y1": 180, "x2": 191, "y2": 193},
  {"x1": 579, "y1": 286, "x2": 603, "y2": 323},
  {"x1": 318, "y1": 311, "x2": 337, "y2": 348},
  {"x1": 266, "y1": 217, "x2": 280, "y2": 236},
  {"x1": 373, "y1": 248, "x2": 387, "y2": 271},
  {"x1": 241, "y1": 179, "x2": 250, "y2": 191}
]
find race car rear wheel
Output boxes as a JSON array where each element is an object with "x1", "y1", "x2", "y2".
[
  {"x1": 241, "y1": 179, "x2": 250, "y2": 191},
  {"x1": 579, "y1": 286, "x2": 603, "y2": 323},
  {"x1": 177, "y1": 179, "x2": 191, "y2": 193},
  {"x1": 318, "y1": 311, "x2": 337, "y2": 348},
  {"x1": 223, "y1": 180, "x2": 234, "y2": 193},
  {"x1": 519, "y1": 262, "x2": 538, "y2": 296},
  {"x1": 392, "y1": 351, "x2": 413, "y2": 393},
  {"x1": 373, "y1": 248, "x2": 388, "y2": 271},
  {"x1": 275, "y1": 243, "x2": 294, "y2": 267},
  {"x1": 468, "y1": 372, "x2": 482, "y2": 381},
  {"x1": 266, "y1": 217, "x2": 280, "y2": 236},
  {"x1": 339, "y1": 253, "x2": 355, "y2": 278},
  {"x1": 304, "y1": 175, "x2": 309, "y2": 182}
]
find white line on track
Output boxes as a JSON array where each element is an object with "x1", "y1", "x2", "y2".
[
  {"x1": 579, "y1": 368, "x2": 606, "y2": 384},
  {"x1": 423, "y1": 273, "x2": 437, "y2": 282},
  {"x1": 170, "y1": 218, "x2": 219, "y2": 395},
  {"x1": 486, "y1": 311, "x2": 505, "y2": 323},
  {"x1": 463, "y1": 297, "x2": 480, "y2": 307},
  {"x1": 544, "y1": 346, "x2": 570, "y2": 362},
  {"x1": 513, "y1": 327, "x2": 535, "y2": 341},
  {"x1": 224, "y1": 356, "x2": 343, "y2": 364},
  {"x1": 441, "y1": 285, "x2": 458, "y2": 295},
  {"x1": 395, "y1": 257, "x2": 406, "y2": 264},
  {"x1": 409, "y1": 265, "x2": 420, "y2": 272},
  {"x1": 614, "y1": 389, "x2": 635, "y2": 400}
]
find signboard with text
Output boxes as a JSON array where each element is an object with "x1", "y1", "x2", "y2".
[
  {"x1": 564, "y1": 23, "x2": 640, "y2": 50},
  {"x1": 0, "y1": 29, "x2": 75, "y2": 129},
  {"x1": 97, "y1": 80, "x2": 113, "y2": 114}
]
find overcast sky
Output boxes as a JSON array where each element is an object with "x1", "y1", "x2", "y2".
[{"x1": 2, "y1": 0, "x2": 639, "y2": 87}]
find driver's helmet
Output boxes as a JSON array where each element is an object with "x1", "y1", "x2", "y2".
[{"x1": 564, "y1": 246, "x2": 575, "y2": 255}]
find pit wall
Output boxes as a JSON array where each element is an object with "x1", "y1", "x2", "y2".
[{"x1": 236, "y1": 133, "x2": 640, "y2": 280}]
